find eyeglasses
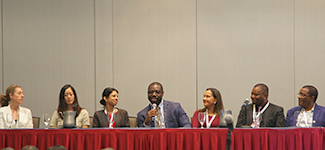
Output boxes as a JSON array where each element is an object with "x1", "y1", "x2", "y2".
[{"x1": 297, "y1": 93, "x2": 307, "y2": 97}]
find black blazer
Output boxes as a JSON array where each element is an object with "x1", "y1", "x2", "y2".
[
  {"x1": 236, "y1": 102, "x2": 285, "y2": 127},
  {"x1": 93, "y1": 108, "x2": 130, "y2": 127}
]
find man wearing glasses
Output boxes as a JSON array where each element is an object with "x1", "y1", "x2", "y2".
[
  {"x1": 286, "y1": 85, "x2": 325, "y2": 127},
  {"x1": 137, "y1": 82, "x2": 191, "y2": 128}
]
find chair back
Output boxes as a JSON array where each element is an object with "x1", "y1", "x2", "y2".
[
  {"x1": 89, "y1": 116, "x2": 94, "y2": 128},
  {"x1": 33, "y1": 117, "x2": 40, "y2": 128},
  {"x1": 129, "y1": 116, "x2": 137, "y2": 127}
]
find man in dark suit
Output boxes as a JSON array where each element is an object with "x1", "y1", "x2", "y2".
[
  {"x1": 137, "y1": 82, "x2": 191, "y2": 128},
  {"x1": 286, "y1": 85, "x2": 325, "y2": 127},
  {"x1": 236, "y1": 83, "x2": 285, "y2": 128}
]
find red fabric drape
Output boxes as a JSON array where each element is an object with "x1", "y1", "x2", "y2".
[
  {"x1": 231, "y1": 128, "x2": 324, "y2": 150},
  {"x1": 2, "y1": 128, "x2": 325, "y2": 150},
  {"x1": 0, "y1": 128, "x2": 228, "y2": 150}
]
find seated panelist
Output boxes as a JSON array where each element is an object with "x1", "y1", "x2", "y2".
[
  {"x1": 137, "y1": 82, "x2": 191, "y2": 128},
  {"x1": 93, "y1": 87, "x2": 130, "y2": 128},
  {"x1": 236, "y1": 83, "x2": 285, "y2": 128},
  {"x1": 286, "y1": 85, "x2": 325, "y2": 127},
  {"x1": 0, "y1": 84, "x2": 33, "y2": 128},
  {"x1": 192, "y1": 88, "x2": 225, "y2": 128},
  {"x1": 50, "y1": 84, "x2": 90, "y2": 128}
]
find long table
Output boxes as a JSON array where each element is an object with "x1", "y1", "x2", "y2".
[
  {"x1": 1, "y1": 128, "x2": 325, "y2": 150},
  {"x1": 0, "y1": 128, "x2": 228, "y2": 150}
]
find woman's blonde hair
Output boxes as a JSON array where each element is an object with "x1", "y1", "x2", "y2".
[{"x1": 0, "y1": 84, "x2": 21, "y2": 107}]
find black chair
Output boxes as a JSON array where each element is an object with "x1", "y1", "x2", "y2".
[{"x1": 89, "y1": 116, "x2": 93, "y2": 128}]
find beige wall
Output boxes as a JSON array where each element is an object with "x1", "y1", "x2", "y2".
[
  {"x1": 197, "y1": 0, "x2": 295, "y2": 123},
  {"x1": 1, "y1": 0, "x2": 325, "y2": 127},
  {"x1": 0, "y1": 1, "x2": 2, "y2": 95},
  {"x1": 295, "y1": 0, "x2": 325, "y2": 107}
]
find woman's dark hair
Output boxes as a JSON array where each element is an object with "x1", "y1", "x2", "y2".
[
  {"x1": 0, "y1": 84, "x2": 21, "y2": 107},
  {"x1": 199, "y1": 88, "x2": 224, "y2": 117},
  {"x1": 100, "y1": 87, "x2": 118, "y2": 106},
  {"x1": 57, "y1": 84, "x2": 82, "y2": 119}
]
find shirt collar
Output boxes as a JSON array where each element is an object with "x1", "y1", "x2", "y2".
[
  {"x1": 301, "y1": 103, "x2": 315, "y2": 112},
  {"x1": 104, "y1": 107, "x2": 116, "y2": 114},
  {"x1": 255, "y1": 100, "x2": 268, "y2": 110},
  {"x1": 158, "y1": 99, "x2": 164, "y2": 108},
  {"x1": 8, "y1": 103, "x2": 20, "y2": 112}
]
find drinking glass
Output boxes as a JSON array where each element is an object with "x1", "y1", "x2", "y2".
[
  {"x1": 6, "y1": 113, "x2": 13, "y2": 129},
  {"x1": 42, "y1": 113, "x2": 51, "y2": 129},
  {"x1": 198, "y1": 112, "x2": 206, "y2": 128}
]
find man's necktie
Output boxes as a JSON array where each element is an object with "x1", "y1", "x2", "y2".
[{"x1": 155, "y1": 106, "x2": 162, "y2": 127}]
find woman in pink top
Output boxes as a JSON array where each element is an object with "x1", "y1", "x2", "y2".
[{"x1": 192, "y1": 88, "x2": 224, "y2": 128}]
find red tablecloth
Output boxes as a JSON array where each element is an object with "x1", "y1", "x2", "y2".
[
  {"x1": 231, "y1": 128, "x2": 325, "y2": 150},
  {"x1": 0, "y1": 128, "x2": 228, "y2": 150},
  {"x1": 3, "y1": 128, "x2": 324, "y2": 150}
]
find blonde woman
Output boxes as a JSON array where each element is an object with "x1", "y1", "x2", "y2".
[{"x1": 0, "y1": 84, "x2": 33, "y2": 128}]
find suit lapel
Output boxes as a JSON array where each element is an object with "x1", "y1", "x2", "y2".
[
  {"x1": 247, "y1": 104, "x2": 254, "y2": 125},
  {"x1": 163, "y1": 100, "x2": 168, "y2": 127},
  {"x1": 261, "y1": 104, "x2": 272, "y2": 126},
  {"x1": 313, "y1": 104, "x2": 320, "y2": 125}
]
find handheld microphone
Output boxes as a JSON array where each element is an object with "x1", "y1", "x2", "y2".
[
  {"x1": 151, "y1": 103, "x2": 157, "y2": 122},
  {"x1": 243, "y1": 99, "x2": 249, "y2": 106},
  {"x1": 242, "y1": 99, "x2": 249, "y2": 126},
  {"x1": 152, "y1": 103, "x2": 157, "y2": 110}
]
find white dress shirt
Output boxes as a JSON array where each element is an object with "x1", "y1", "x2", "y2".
[{"x1": 296, "y1": 105, "x2": 315, "y2": 127}]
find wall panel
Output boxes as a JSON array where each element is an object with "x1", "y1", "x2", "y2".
[
  {"x1": 95, "y1": 0, "x2": 113, "y2": 112},
  {"x1": 0, "y1": 0, "x2": 2, "y2": 94},
  {"x1": 295, "y1": 0, "x2": 325, "y2": 106},
  {"x1": 112, "y1": 0, "x2": 197, "y2": 117},
  {"x1": 197, "y1": 0, "x2": 295, "y2": 124},
  {"x1": 2, "y1": 0, "x2": 95, "y2": 127}
]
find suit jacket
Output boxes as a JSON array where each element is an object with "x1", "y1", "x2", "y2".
[
  {"x1": 286, "y1": 103, "x2": 325, "y2": 127},
  {"x1": 236, "y1": 102, "x2": 285, "y2": 127},
  {"x1": 0, "y1": 104, "x2": 33, "y2": 128},
  {"x1": 137, "y1": 100, "x2": 191, "y2": 128},
  {"x1": 93, "y1": 108, "x2": 130, "y2": 127}
]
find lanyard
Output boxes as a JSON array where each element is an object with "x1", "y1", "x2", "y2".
[
  {"x1": 253, "y1": 102, "x2": 270, "y2": 120},
  {"x1": 107, "y1": 109, "x2": 116, "y2": 128},
  {"x1": 205, "y1": 110, "x2": 216, "y2": 128}
]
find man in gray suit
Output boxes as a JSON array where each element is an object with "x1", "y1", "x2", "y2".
[
  {"x1": 236, "y1": 83, "x2": 285, "y2": 128},
  {"x1": 137, "y1": 82, "x2": 191, "y2": 128}
]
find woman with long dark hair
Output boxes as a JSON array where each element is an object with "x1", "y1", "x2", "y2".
[
  {"x1": 50, "y1": 84, "x2": 90, "y2": 128},
  {"x1": 192, "y1": 88, "x2": 225, "y2": 128}
]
